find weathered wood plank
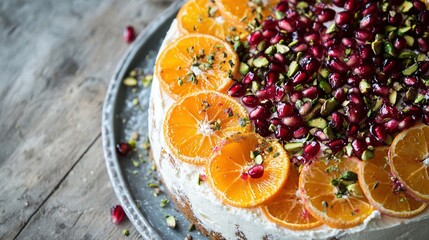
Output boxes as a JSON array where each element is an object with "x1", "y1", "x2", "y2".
[
  {"x1": 0, "y1": 0, "x2": 173, "y2": 238},
  {"x1": 14, "y1": 137, "x2": 142, "y2": 240}
]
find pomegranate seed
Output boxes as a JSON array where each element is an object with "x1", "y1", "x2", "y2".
[
  {"x1": 353, "y1": 64, "x2": 373, "y2": 78},
  {"x1": 302, "y1": 86, "x2": 319, "y2": 99},
  {"x1": 248, "y1": 164, "x2": 264, "y2": 179},
  {"x1": 383, "y1": 59, "x2": 399, "y2": 74},
  {"x1": 263, "y1": 17, "x2": 277, "y2": 30},
  {"x1": 278, "y1": 19, "x2": 295, "y2": 33},
  {"x1": 384, "y1": 119, "x2": 399, "y2": 133},
  {"x1": 276, "y1": 2, "x2": 289, "y2": 12},
  {"x1": 274, "y1": 53, "x2": 286, "y2": 64},
  {"x1": 290, "y1": 92, "x2": 303, "y2": 103},
  {"x1": 403, "y1": 76, "x2": 419, "y2": 86},
  {"x1": 270, "y1": 33, "x2": 284, "y2": 44},
  {"x1": 309, "y1": 46, "x2": 323, "y2": 58},
  {"x1": 241, "y1": 172, "x2": 249, "y2": 180},
  {"x1": 304, "y1": 141, "x2": 320, "y2": 158},
  {"x1": 346, "y1": 123, "x2": 359, "y2": 138},
  {"x1": 263, "y1": 29, "x2": 278, "y2": 40},
  {"x1": 413, "y1": 0, "x2": 426, "y2": 11},
  {"x1": 249, "y1": 105, "x2": 270, "y2": 120},
  {"x1": 394, "y1": 37, "x2": 407, "y2": 51},
  {"x1": 275, "y1": 124, "x2": 291, "y2": 140},
  {"x1": 388, "y1": 12, "x2": 402, "y2": 25},
  {"x1": 124, "y1": 26, "x2": 136, "y2": 44},
  {"x1": 418, "y1": 38, "x2": 429, "y2": 52},
  {"x1": 328, "y1": 58, "x2": 348, "y2": 73},
  {"x1": 369, "y1": 124, "x2": 387, "y2": 142},
  {"x1": 317, "y1": 9, "x2": 336, "y2": 22},
  {"x1": 352, "y1": 138, "x2": 367, "y2": 158},
  {"x1": 265, "y1": 71, "x2": 279, "y2": 86},
  {"x1": 344, "y1": 0, "x2": 358, "y2": 11},
  {"x1": 373, "y1": 83, "x2": 390, "y2": 96},
  {"x1": 293, "y1": 43, "x2": 308, "y2": 53},
  {"x1": 342, "y1": 38, "x2": 355, "y2": 48},
  {"x1": 111, "y1": 205, "x2": 126, "y2": 224},
  {"x1": 327, "y1": 138, "x2": 345, "y2": 153},
  {"x1": 241, "y1": 95, "x2": 260, "y2": 108},
  {"x1": 228, "y1": 82, "x2": 246, "y2": 97},
  {"x1": 314, "y1": 130, "x2": 329, "y2": 141},
  {"x1": 292, "y1": 71, "x2": 308, "y2": 84},
  {"x1": 254, "y1": 120, "x2": 270, "y2": 137},
  {"x1": 398, "y1": 116, "x2": 415, "y2": 131},
  {"x1": 336, "y1": 11, "x2": 352, "y2": 26},
  {"x1": 330, "y1": 112, "x2": 344, "y2": 129},
  {"x1": 362, "y1": 3, "x2": 378, "y2": 15},
  {"x1": 333, "y1": 0, "x2": 345, "y2": 7},
  {"x1": 345, "y1": 103, "x2": 364, "y2": 123},
  {"x1": 420, "y1": 61, "x2": 429, "y2": 76},
  {"x1": 282, "y1": 115, "x2": 303, "y2": 128},
  {"x1": 276, "y1": 102, "x2": 295, "y2": 118},
  {"x1": 248, "y1": 31, "x2": 263, "y2": 45},
  {"x1": 355, "y1": 29, "x2": 372, "y2": 42},
  {"x1": 360, "y1": 45, "x2": 373, "y2": 60},
  {"x1": 275, "y1": 87, "x2": 286, "y2": 102},
  {"x1": 304, "y1": 33, "x2": 320, "y2": 43},
  {"x1": 419, "y1": 10, "x2": 429, "y2": 25},
  {"x1": 293, "y1": 127, "x2": 308, "y2": 139},
  {"x1": 270, "y1": 117, "x2": 282, "y2": 126},
  {"x1": 333, "y1": 88, "x2": 346, "y2": 102},
  {"x1": 256, "y1": 85, "x2": 276, "y2": 100},
  {"x1": 360, "y1": 14, "x2": 377, "y2": 29},
  {"x1": 328, "y1": 73, "x2": 344, "y2": 89},
  {"x1": 379, "y1": 103, "x2": 399, "y2": 119},
  {"x1": 116, "y1": 143, "x2": 132, "y2": 156},
  {"x1": 242, "y1": 72, "x2": 257, "y2": 84},
  {"x1": 300, "y1": 56, "x2": 320, "y2": 73},
  {"x1": 392, "y1": 175, "x2": 406, "y2": 194}
]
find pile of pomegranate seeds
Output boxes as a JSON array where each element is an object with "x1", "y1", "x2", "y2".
[{"x1": 228, "y1": 0, "x2": 429, "y2": 162}]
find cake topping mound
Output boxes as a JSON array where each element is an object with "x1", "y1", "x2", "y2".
[{"x1": 229, "y1": 0, "x2": 429, "y2": 162}]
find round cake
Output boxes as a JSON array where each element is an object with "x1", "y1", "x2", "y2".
[{"x1": 148, "y1": 0, "x2": 429, "y2": 239}]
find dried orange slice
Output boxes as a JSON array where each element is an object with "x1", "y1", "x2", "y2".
[
  {"x1": 299, "y1": 157, "x2": 374, "y2": 228},
  {"x1": 206, "y1": 132, "x2": 290, "y2": 208},
  {"x1": 261, "y1": 166, "x2": 321, "y2": 230},
  {"x1": 155, "y1": 34, "x2": 239, "y2": 100},
  {"x1": 358, "y1": 147, "x2": 427, "y2": 218},
  {"x1": 389, "y1": 124, "x2": 429, "y2": 202},
  {"x1": 163, "y1": 90, "x2": 251, "y2": 165},
  {"x1": 177, "y1": 0, "x2": 248, "y2": 40},
  {"x1": 214, "y1": 0, "x2": 277, "y2": 26}
]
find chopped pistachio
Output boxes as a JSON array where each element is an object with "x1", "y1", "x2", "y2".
[
  {"x1": 399, "y1": 1, "x2": 413, "y2": 13},
  {"x1": 308, "y1": 117, "x2": 328, "y2": 129},
  {"x1": 142, "y1": 75, "x2": 153, "y2": 87},
  {"x1": 287, "y1": 61, "x2": 299, "y2": 78},
  {"x1": 275, "y1": 10, "x2": 286, "y2": 20},
  {"x1": 384, "y1": 41, "x2": 395, "y2": 56},
  {"x1": 389, "y1": 90, "x2": 397, "y2": 105},
  {"x1": 346, "y1": 183, "x2": 364, "y2": 197},
  {"x1": 326, "y1": 23, "x2": 336, "y2": 34},
  {"x1": 264, "y1": 45, "x2": 275, "y2": 55},
  {"x1": 361, "y1": 150, "x2": 374, "y2": 161},
  {"x1": 284, "y1": 142, "x2": 304, "y2": 152},
  {"x1": 417, "y1": 53, "x2": 426, "y2": 62},
  {"x1": 132, "y1": 98, "x2": 139, "y2": 106},
  {"x1": 319, "y1": 68, "x2": 330, "y2": 79},
  {"x1": 123, "y1": 77, "x2": 138, "y2": 87},
  {"x1": 276, "y1": 44, "x2": 290, "y2": 54},
  {"x1": 345, "y1": 143, "x2": 353, "y2": 156},
  {"x1": 404, "y1": 35, "x2": 415, "y2": 47},
  {"x1": 384, "y1": 135, "x2": 393, "y2": 145},
  {"x1": 371, "y1": 39, "x2": 383, "y2": 55},
  {"x1": 359, "y1": 80, "x2": 371, "y2": 94},
  {"x1": 323, "y1": 126, "x2": 335, "y2": 140},
  {"x1": 341, "y1": 171, "x2": 358, "y2": 181},
  {"x1": 414, "y1": 94, "x2": 425, "y2": 104},
  {"x1": 166, "y1": 216, "x2": 177, "y2": 228},
  {"x1": 385, "y1": 25, "x2": 397, "y2": 32},
  {"x1": 398, "y1": 49, "x2": 417, "y2": 59},
  {"x1": 321, "y1": 98, "x2": 338, "y2": 116},
  {"x1": 122, "y1": 229, "x2": 130, "y2": 236},
  {"x1": 398, "y1": 26, "x2": 411, "y2": 35},
  {"x1": 160, "y1": 199, "x2": 169, "y2": 208},
  {"x1": 148, "y1": 183, "x2": 159, "y2": 188},
  {"x1": 319, "y1": 80, "x2": 332, "y2": 93},
  {"x1": 253, "y1": 56, "x2": 269, "y2": 68},
  {"x1": 132, "y1": 159, "x2": 140, "y2": 167},
  {"x1": 254, "y1": 155, "x2": 264, "y2": 164},
  {"x1": 251, "y1": 81, "x2": 261, "y2": 93},
  {"x1": 402, "y1": 63, "x2": 418, "y2": 76}
]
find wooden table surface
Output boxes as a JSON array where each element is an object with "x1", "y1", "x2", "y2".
[{"x1": 0, "y1": 0, "x2": 174, "y2": 239}]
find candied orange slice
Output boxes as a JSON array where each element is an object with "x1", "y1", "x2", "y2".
[
  {"x1": 155, "y1": 34, "x2": 239, "y2": 100},
  {"x1": 206, "y1": 132, "x2": 290, "y2": 208},
  {"x1": 214, "y1": 0, "x2": 277, "y2": 26},
  {"x1": 177, "y1": 0, "x2": 248, "y2": 40},
  {"x1": 358, "y1": 147, "x2": 427, "y2": 218},
  {"x1": 261, "y1": 166, "x2": 322, "y2": 230},
  {"x1": 163, "y1": 90, "x2": 251, "y2": 165},
  {"x1": 389, "y1": 124, "x2": 429, "y2": 202},
  {"x1": 299, "y1": 157, "x2": 374, "y2": 228}
]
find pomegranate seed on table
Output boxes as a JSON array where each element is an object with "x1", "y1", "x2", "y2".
[
  {"x1": 111, "y1": 205, "x2": 126, "y2": 225},
  {"x1": 123, "y1": 25, "x2": 136, "y2": 44},
  {"x1": 116, "y1": 142, "x2": 132, "y2": 156}
]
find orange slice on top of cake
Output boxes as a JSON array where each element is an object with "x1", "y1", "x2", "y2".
[
  {"x1": 261, "y1": 165, "x2": 322, "y2": 230},
  {"x1": 163, "y1": 90, "x2": 251, "y2": 164},
  {"x1": 358, "y1": 147, "x2": 427, "y2": 218},
  {"x1": 177, "y1": 0, "x2": 248, "y2": 40},
  {"x1": 299, "y1": 156, "x2": 374, "y2": 228},
  {"x1": 206, "y1": 132, "x2": 290, "y2": 207},
  {"x1": 214, "y1": 0, "x2": 278, "y2": 26},
  {"x1": 155, "y1": 34, "x2": 239, "y2": 100},
  {"x1": 389, "y1": 124, "x2": 429, "y2": 202}
]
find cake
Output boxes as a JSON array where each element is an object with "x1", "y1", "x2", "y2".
[{"x1": 148, "y1": 0, "x2": 429, "y2": 239}]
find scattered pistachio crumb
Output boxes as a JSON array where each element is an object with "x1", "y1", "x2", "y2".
[
  {"x1": 160, "y1": 199, "x2": 169, "y2": 208},
  {"x1": 122, "y1": 229, "x2": 130, "y2": 236},
  {"x1": 166, "y1": 215, "x2": 177, "y2": 228}
]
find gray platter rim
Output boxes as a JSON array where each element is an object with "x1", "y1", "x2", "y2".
[{"x1": 101, "y1": 1, "x2": 185, "y2": 239}]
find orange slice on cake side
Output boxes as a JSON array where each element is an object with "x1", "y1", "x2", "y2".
[
  {"x1": 261, "y1": 166, "x2": 322, "y2": 230},
  {"x1": 155, "y1": 34, "x2": 239, "y2": 100},
  {"x1": 299, "y1": 157, "x2": 374, "y2": 229},
  {"x1": 163, "y1": 90, "x2": 251, "y2": 165},
  {"x1": 357, "y1": 147, "x2": 427, "y2": 218},
  {"x1": 214, "y1": 0, "x2": 278, "y2": 26},
  {"x1": 206, "y1": 132, "x2": 290, "y2": 208},
  {"x1": 177, "y1": 0, "x2": 248, "y2": 40},
  {"x1": 389, "y1": 124, "x2": 429, "y2": 202}
]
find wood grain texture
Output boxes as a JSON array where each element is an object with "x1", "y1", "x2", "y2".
[{"x1": 0, "y1": 0, "x2": 173, "y2": 239}]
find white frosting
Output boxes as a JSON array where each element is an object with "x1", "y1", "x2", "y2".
[{"x1": 148, "y1": 20, "x2": 429, "y2": 240}]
